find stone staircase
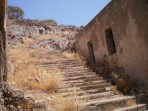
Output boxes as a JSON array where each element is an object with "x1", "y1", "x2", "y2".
[{"x1": 37, "y1": 52, "x2": 147, "y2": 111}]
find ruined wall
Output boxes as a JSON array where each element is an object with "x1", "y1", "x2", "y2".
[
  {"x1": 0, "y1": 0, "x2": 7, "y2": 82},
  {"x1": 76, "y1": 0, "x2": 148, "y2": 87}
]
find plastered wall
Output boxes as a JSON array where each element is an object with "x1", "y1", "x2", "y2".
[{"x1": 76, "y1": 0, "x2": 148, "y2": 87}]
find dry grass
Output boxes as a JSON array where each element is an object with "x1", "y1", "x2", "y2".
[
  {"x1": 26, "y1": 69, "x2": 63, "y2": 91},
  {"x1": 116, "y1": 74, "x2": 136, "y2": 94},
  {"x1": 103, "y1": 103, "x2": 116, "y2": 111},
  {"x1": 8, "y1": 37, "x2": 81, "y2": 111},
  {"x1": 48, "y1": 93, "x2": 80, "y2": 111},
  {"x1": 63, "y1": 52, "x2": 81, "y2": 60},
  {"x1": 8, "y1": 58, "x2": 63, "y2": 92},
  {"x1": 8, "y1": 40, "x2": 63, "y2": 92},
  {"x1": 124, "y1": 99, "x2": 136, "y2": 106},
  {"x1": 34, "y1": 34, "x2": 59, "y2": 41},
  {"x1": 32, "y1": 50, "x2": 67, "y2": 62}
]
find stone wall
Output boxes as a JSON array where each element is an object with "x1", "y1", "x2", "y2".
[
  {"x1": 76, "y1": 0, "x2": 148, "y2": 87},
  {"x1": 0, "y1": 0, "x2": 7, "y2": 83}
]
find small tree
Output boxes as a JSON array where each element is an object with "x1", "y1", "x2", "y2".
[
  {"x1": 8, "y1": 6, "x2": 24, "y2": 19},
  {"x1": 46, "y1": 19, "x2": 58, "y2": 25}
]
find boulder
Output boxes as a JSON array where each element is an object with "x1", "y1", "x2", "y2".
[
  {"x1": 34, "y1": 100, "x2": 46, "y2": 108},
  {"x1": 29, "y1": 26, "x2": 39, "y2": 37},
  {"x1": 22, "y1": 26, "x2": 30, "y2": 37},
  {"x1": 8, "y1": 25, "x2": 23, "y2": 37},
  {"x1": 20, "y1": 97, "x2": 35, "y2": 109}
]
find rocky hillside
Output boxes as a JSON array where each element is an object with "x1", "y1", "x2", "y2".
[{"x1": 8, "y1": 19, "x2": 82, "y2": 51}]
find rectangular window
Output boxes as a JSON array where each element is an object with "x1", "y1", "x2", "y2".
[{"x1": 105, "y1": 28, "x2": 116, "y2": 55}]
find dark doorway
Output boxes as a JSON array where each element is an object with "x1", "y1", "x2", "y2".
[
  {"x1": 105, "y1": 28, "x2": 116, "y2": 55},
  {"x1": 87, "y1": 41, "x2": 95, "y2": 63}
]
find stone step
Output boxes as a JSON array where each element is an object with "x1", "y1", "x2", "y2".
[
  {"x1": 63, "y1": 76, "x2": 103, "y2": 82},
  {"x1": 81, "y1": 96, "x2": 135, "y2": 108},
  {"x1": 113, "y1": 104, "x2": 146, "y2": 111},
  {"x1": 45, "y1": 68, "x2": 92, "y2": 73},
  {"x1": 44, "y1": 68, "x2": 91, "y2": 73},
  {"x1": 64, "y1": 70, "x2": 95, "y2": 74},
  {"x1": 37, "y1": 61, "x2": 84, "y2": 66},
  {"x1": 60, "y1": 88, "x2": 112, "y2": 97},
  {"x1": 79, "y1": 83, "x2": 110, "y2": 90},
  {"x1": 36, "y1": 52, "x2": 146, "y2": 111},
  {"x1": 62, "y1": 72, "x2": 96, "y2": 77},
  {"x1": 67, "y1": 80, "x2": 107, "y2": 87},
  {"x1": 61, "y1": 82, "x2": 110, "y2": 93},
  {"x1": 60, "y1": 94, "x2": 121, "y2": 102},
  {"x1": 63, "y1": 91, "x2": 115, "y2": 100},
  {"x1": 58, "y1": 87, "x2": 110, "y2": 94},
  {"x1": 48, "y1": 68, "x2": 90, "y2": 72},
  {"x1": 64, "y1": 74, "x2": 98, "y2": 80},
  {"x1": 61, "y1": 68, "x2": 90, "y2": 71},
  {"x1": 36, "y1": 62, "x2": 87, "y2": 67},
  {"x1": 64, "y1": 79, "x2": 104, "y2": 85},
  {"x1": 58, "y1": 68, "x2": 91, "y2": 72},
  {"x1": 41, "y1": 64, "x2": 86, "y2": 68},
  {"x1": 41, "y1": 72, "x2": 95, "y2": 78}
]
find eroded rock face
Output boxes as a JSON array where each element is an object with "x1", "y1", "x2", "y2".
[
  {"x1": 8, "y1": 25, "x2": 40, "y2": 38},
  {"x1": 8, "y1": 25, "x2": 23, "y2": 37},
  {"x1": 8, "y1": 19, "x2": 82, "y2": 51},
  {"x1": 29, "y1": 26, "x2": 39, "y2": 37},
  {"x1": 28, "y1": 37, "x2": 73, "y2": 51}
]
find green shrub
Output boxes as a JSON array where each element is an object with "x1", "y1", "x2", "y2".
[{"x1": 46, "y1": 19, "x2": 58, "y2": 25}]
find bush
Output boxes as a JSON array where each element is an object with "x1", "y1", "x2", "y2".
[{"x1": 46, "y1": 19, "x2": 58, "y2": 25}]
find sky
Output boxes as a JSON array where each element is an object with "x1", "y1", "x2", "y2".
[{"x1": 8, "y1": 0, "x2": 111, "y2": 26}]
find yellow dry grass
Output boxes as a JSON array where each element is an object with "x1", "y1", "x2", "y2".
[
  {"x1": 8, "y1": 37, "x2": 82, "y2": 111},
  {"x1": 48, "y1": 93, "x2": 80, "y2": 111},
  {"x1": 63, "y1": 52, "x2": 81, "y2": 60},
  {"x1": 27, "y1": 69, "x2": 63, "y2": 91},
  {"x1": 124, "y1": 99, "x2": 136, "y2": 106},
  {"x1": 34, "y1": 34, "x2": 58, "y2": 41},
  {"x1": 103, "y1": 103, "x2": 116, "y2": 111},
  {"x1": 8, "y1": 39, "x2": 63, "y2": 92}
]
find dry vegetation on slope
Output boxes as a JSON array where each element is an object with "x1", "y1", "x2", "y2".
[
  {"x1": 8, "y1": 41, "x2": 63, "y2": 92},
  {"x1": 7, "y1": 37, "x2": 80, "y2": 110}
]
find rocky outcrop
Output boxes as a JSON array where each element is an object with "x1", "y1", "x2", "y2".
[
  {"x1": 1, "y1": 82, "x2": 47, "y2": 110},
  {"x1": 8, "y1": 19, "x2": 82, "y2": 51},
  {"x1": 8, "y1": 25, "x2": 39, "y2": 38},
  {"x1": 29, "y1": 37, "x2": 75, "y2": 51},
  {"x1": 8, "y1": 19, "x2": 57, "y2": 27}
]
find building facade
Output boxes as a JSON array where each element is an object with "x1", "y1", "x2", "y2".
[{"x1": 76, "y1": 0, "x2": 148, "y2": 87}]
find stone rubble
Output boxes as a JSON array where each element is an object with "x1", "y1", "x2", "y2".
[{"x1": 0, "y1": 82, "x2": 47, "y2": 110}]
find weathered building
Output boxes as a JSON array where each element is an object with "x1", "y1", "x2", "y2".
[
  {"x1": 76, "y1": 0, "x2": 148, "y2": 87},
  {"x1": 0, "y1": 0, "x2": 7, "y2": 82}
]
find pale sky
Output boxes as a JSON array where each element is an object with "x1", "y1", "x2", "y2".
[{"x1": 8, "y1": 0, "x2": 111, "y2": 26}]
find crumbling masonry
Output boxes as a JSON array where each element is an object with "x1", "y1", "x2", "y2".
[{"x1": 0, "y1": 0, "x2": 7, "y2": 84}]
